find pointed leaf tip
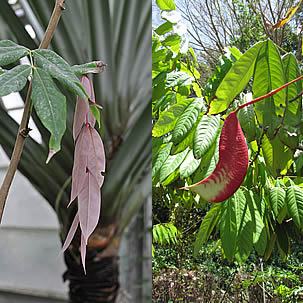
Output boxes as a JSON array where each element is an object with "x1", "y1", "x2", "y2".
[{"x1": 46, "y1": 149, "x2": 57, "y2": 164}]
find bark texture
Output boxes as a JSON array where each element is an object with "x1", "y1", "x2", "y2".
[{"x1": 63, "y1": 248, "x2": 119, "y2": 303}]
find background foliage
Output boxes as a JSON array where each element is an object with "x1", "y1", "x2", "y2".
[{"x1": 153, "y1": 0, "x2": 303, "y2": 301}]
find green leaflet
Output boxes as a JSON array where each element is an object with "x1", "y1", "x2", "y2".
[
  {"x1": 152, "y1": 98, "x2": 192, "y2": 137},
  {"x1": 71, "y1": 61, "x2": 106, "y2": 76},
  {"x1": 166, "y1": 71, "x2": 193, "y2": 88},
  {"x1": 32, "y1": 67, "x2": 66, "y2": 163},
  {"x1": 159, "y1": 148, "x2": 189, "y2": 183},
  {"x1": 282, "y1": 53, "x2": 302, "y2": 127},
  {"x1": 152, "y1": 142, "x2": 173, "y2": 183},
  {"x1": 90, "y1": 104, "x2": 101, "y2": 128},
  {"x1": 180, "y1": 149, "x2": 201, "y2": 178},
  {"x1": 194, "y1": 203, "x2": 222, "y2": 257},
  {"x1": 220, "y1": 194, "x2": 238, "y2": 261},
  {"x1": 209, "y1": 41, "x2": 264, "y2": 114},
  {"x1": 155, "y1": 21, "x2": 173, "y2": 35},
  {"x1": 253, "y1": 40, "x2": 285, "y2": 139},
  {"x1": 261, "y1": 135, "x2": 292, "y2": 177},
  {"x1": 0, "y1": 67, "x2": 5, "y2": 75},
  {"x1": 246, "y1": 191, "x2": 267, "y2": 255},
  {"x1": 286, "y1": 186, "x2": 303, "y2": 229},
  {"x1": 0, "y1": 40, "x2": 29, "y2": 66},
  {"x1": 156, "y1": 0, "x2": 176, "y2": 11},
  {"x1": 193, "y1": 114, "x2": 220, "y2": 159},
  {"x1": 33, "y1": 49, "x2": 88, "y2": 99},
  {"x1": 153, "y1": 223, "x2": 178, "y2": 245},
  {"x1": 235, "y1": 189, "x2": 254, "y2": 263},
  {"x1": 0, "y1": 64, "x2": 31, "y2": 97},
  {"x1": 162, "y1": 34, "x2": 181, "y2": 54},
  {"x1": 269, "y1": 187, "x2": 286, "y2": 223},
  {"x1": 238, "y1": 103, "x2": 256, "y2": 142},
  {"x1": 172, "y1": 98, "x2": 204, "y2": 144}
]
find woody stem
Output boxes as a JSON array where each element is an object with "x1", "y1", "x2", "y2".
[{"x1": 0, "y1": 0, "x2": 66, "y2": 223}]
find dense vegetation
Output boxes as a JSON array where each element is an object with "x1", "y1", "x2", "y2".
[{"x1": 152, "y1": 0, "x2": 303, "y2": 302}]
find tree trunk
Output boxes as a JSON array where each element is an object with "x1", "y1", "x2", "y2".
[{"x1": 63, "y1": 226, "x2": 120, "y2": 303}]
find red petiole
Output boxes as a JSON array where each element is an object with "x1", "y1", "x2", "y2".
[{"x1": 235, "y1": 75, "x2": 303, "y2": 112}]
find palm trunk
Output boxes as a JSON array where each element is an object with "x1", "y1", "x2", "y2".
[{"x1": 62, "y1": 225, "x2": 120, "y2": 303}]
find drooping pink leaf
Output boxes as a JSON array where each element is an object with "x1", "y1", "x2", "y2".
[
  {"x1": 87, "y1": 127, "x2": 106, "y2": 187},
  {"x1": 62, "y1": 212, "x2": 80, "y2": 252},
  {"x1": 70, "y1": 126, "x2": 90, "y2": 204},
  {"x1": 80, "y1": 233, "x2": 87, "y2": 274},
  {"x1": 78, "y1": 170, "x2": 101, "y2": 244},
  {"x1": 73, "y1": 76, "x2": 96, "y2": 140}
]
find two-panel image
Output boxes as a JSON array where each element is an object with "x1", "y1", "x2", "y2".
[{"x1": 0, "y1": 0, "x2": 302, "y2": 302}]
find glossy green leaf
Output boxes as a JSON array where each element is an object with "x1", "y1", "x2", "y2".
[
  {"x1": 0, "y1": 64, "x2": 31, "y2": 97},
  {"x1": 166, "y1": 71, "x2": 193, "y2": 88},
  {"x1": 286, "y1": 186, "x2": 303, "y2": 229},
  {"x1": 159, "y1": 148, "x2": 189, "y2": 183},
  {"x1": 152, "y1": 98, "x2": 191, "y2": 137},
  {"x1": 194, "y1": 203, "x2": 222, "y2": 256},
  {"x1": 172, "y1": 98, "x2": 204, "y2": 144},
  {"x1": 90, "y1": 104, "x2": 101, "y2": 128},
  {"x1": 246, "y1": 191, "x2": 267, "y2": 255},
  {"x1": 282, "y1": 53, "x2": 302, "y2": 127},
  {"x1": 209, "y1": 41, "x2": 264, "y2": 114},
  {"x1": 262, "y1": 135, "x2": 292, "y2": 177},
  {"x1": 180, "y1": 149, "x2": 201, "y2": 178},
  {"x1": 193, "y1": 114, "x2": 220, "y2": 159},
  {"x1": 238, "y1": 104, "x2": 256, "y2": 142},
  {"x1": 220, "y1": 195, "x2": 238, "y2": 261},
  {"x1": 0, "y1": 40, "x2": 29, "y2": 66},
  {"x1": 152, "y1": 142, "x2": 173, "y2": 182},
  {"x1": 33, "y1": 49, "x2": 88, "y2": 99},
  {"x1": 235, "y1": 189, "x2": 254, "y2": 263},
  {"x1": 270, "y1": 187, "x2": 286, "y2": 223},
  {"x1": 156, "y1": 0, "x2": 176, "y2": 11},
  {"x1": 32, "y1": 67, "x2": 66, "y2": 162},
  {"x1": 71, "y1": 61, "x2": 106, "y2": 76},
  {"x1": 155, "y1": 21, "x2": 173, "y2": 35},
  {"x1": 253, "y1": 40, "x2": 285, "y2": 138}
]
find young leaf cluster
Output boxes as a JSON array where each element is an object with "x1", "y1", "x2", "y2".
[{"x1": 0, "y1": 40, "x2": 100, "y2": 162}]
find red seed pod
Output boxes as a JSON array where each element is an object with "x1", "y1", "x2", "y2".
[{"x1": 185, "y1": 111, "x2": 248, "y2": 202}]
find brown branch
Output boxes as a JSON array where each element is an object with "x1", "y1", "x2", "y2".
[{"x1": 0, "y1": 0, "x2": 66, "y2": 223}]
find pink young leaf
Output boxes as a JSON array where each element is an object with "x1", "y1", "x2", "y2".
[
  {"x1": 70, "y1": 126, "x2": 91, "y2": 204},
  {"x1": 62, "y1": 212, "x2": 80, "y2": 252},
  {"x1": 73, "y1": 76, "x2": 96, "y2": 140},
  {"x1": 87, "y1": 127, "x2": 106, "y2": 187},
  {"x1": 80, "y1": 233, "x2": 87, "y2": 274},
  {"x1": 78, "y1": 170, "x2": 101, "y2": 244}
]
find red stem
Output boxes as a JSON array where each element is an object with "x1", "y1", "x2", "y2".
[{"x1": 235, "y1": 75, "x2": 303, "y2": 112}]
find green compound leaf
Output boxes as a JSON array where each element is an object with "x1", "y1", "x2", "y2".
[
  {"x1": 152, "y1": 98, "x2": 192, "y2": 137},
  {"x1": 194, "y1": 203, "x2": 222, "y2": 257},
  {"x1": 172, "y1": 98, "x2": 205, "y2": 144},
  {"x1": 286, "y1": 186, "x2": 303, "y2": 229},
  {"x1": 0, "y1": 64, "x2": 31, "y2": 97},
  {"x1": 180, "y1": 149, "x2": 201, "y2": 178},
  {"x1": 33, "y1": 49, "x2": 88, "y2": 99},
  {"x1": 32, "y1": 67, "x2": 66, "y2": 163},
  {"x1": 156, "y1": 0, "x2": 176, "y2": 11},
  {"x1": 152, "y1": 142, "x2": 173, "y2": 183},
  {"x1": 159, "y1": 148, "x2": 189, "y2": 183},
  {"x1": 193, "y1": 114, "x2": 220, "y2": 159},
  {"x1": 0, "y1": 40, "x2": 29, "y2": 66}
]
